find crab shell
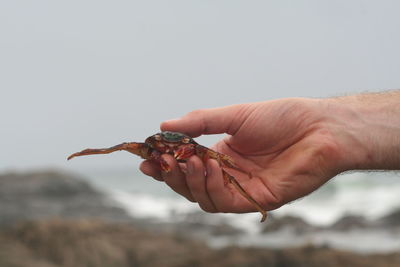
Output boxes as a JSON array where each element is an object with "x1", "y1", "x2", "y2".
[{"x1": 145, "y1": 131, "x2": 197, "y2": 160}]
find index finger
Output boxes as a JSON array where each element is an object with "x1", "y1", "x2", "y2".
[{"x1": 160, "y1": 104, "x2": 248, "y2": 137}]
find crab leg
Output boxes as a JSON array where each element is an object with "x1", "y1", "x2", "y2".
[
  {"x1": 67, "y1": 142, "x2": 151, "y2": 160},
  {"x1": 149, "y1": 150, "x2": 172, "y2": 173},
  {"x1": 67, "y1": 142, "x2": 173, "y2": 173},
  {"x1": 222, "y1": 171, "x2": 267, "y2": 222},
  {"x1": 194, "y1": 145, "x2": 267, "y2": 222},
  {"x1": 195, "y1": 145, "x2": 252, "y2": 177}
]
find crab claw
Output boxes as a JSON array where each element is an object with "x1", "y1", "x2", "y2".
[
  {"x1": 174, "y1": 144, "x2": 195, "y2": 161},
  {"x1": 159, "y1": 157, "x2": 171, "y2": 172}
]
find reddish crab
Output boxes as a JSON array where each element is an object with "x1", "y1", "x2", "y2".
[{"x1": 67, "y1": 131, "x2": 267, "y2": 222}]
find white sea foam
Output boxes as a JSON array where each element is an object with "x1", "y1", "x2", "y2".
[
  {"x1": 89, "y1": 170, "x2": 400, "y2": 227},
  {"x1": 272, "y1": 172, "x2": 400, "y2": 225},
  {"x1": 81, "y1": 169, "x2": 400, "y2": 252},
  {"x1": 82, "y1": 169, "x2": 400, "y2": 226},
  {"x1": 209, "y1": 229, "x2": 400, "y2": 253},
  {"x1": 110, "y1": 190, "x2": 197, "y2": 220}
]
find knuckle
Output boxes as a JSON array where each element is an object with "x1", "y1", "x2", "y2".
[
  {"x1": 267, "y1": 195, "x2": 284, "y2": 210},
  {"x1": 187, "y1": 109, "x2": 205, "y2": 118},
  {"x1": 186, "y1": 197, "x2": 196, "y2": 203},
  {"x1": 181, "y1": 192, "x2": 196, "y2": 203},
  {"x1": 186, "y1": 109, "x2": 208, "y2": 134},
  {"x1": 151, "y1": 175, "x2": 164, "y2": 182},
  {"x1": 215, "y1": 203, "x2": 229, "y2": 213},
  {"x1": 199, "y1": 204, "x2": 216, "y2": 213},
  {"x1": 261, "y1": 189, "x2": 284, "y2": 210}
]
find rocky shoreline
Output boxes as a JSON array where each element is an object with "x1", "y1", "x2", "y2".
[
  {"x1": 2, "y1": 219, "x2": 400, "y2": 267},
  {"x1": 0, "y1": 170, "x2": 133, "y2": 224},
  {"x1": 1, "y1": 170, "x2": 400, "y2": 266}
]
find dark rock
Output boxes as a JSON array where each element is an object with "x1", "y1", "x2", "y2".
[
  {"x1": 376, "y1": 209, "x2": 400, "y2": 229},
  {"x1": 262, "y1": 214, "x2": 318, "y2": 234},
  {"x1": 330, "y1": 215, "x2": 370, "y2": 231},
  {"x1": 0, "y1": 170, "x2": 134, "y2": 224},
  {"x1": 146, "y1": 211, "x2": 244, "y2": 239},
  {"x1": 1, "y1": 220, "x2": 400, "y2": 267}
]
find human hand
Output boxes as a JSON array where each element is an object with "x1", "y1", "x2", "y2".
[{"x1": 140, "y1": 94, "x2": 400, "y2": 215}]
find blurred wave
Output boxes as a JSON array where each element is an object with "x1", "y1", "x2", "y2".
[{"x1": 75, "y1": 168, "x2": 400, "y2": 253}]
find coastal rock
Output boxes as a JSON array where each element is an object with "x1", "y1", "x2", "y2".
[
  {"x1": 0, "y1": 170, "x2": 134, "y2": 224},
  {"x1": 262, "y1": 214, "x2": 318, "y2": 234},
  {"x1": 376, "y1": 209, "x2": 400, "y2": 229},
  {"x1": 2, "y1": 220, "x2": 400, "y2": 267},
  {"x1": 146, "y1": 211, "x2": 244, "y2": 239},
  {"x1": 330, "y1": 215, "x2": 370, "y2": 231}
]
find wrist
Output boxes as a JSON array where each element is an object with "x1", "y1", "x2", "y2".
[{"x1": 326, "y1": 92, "x2": 400, "y2": 170}]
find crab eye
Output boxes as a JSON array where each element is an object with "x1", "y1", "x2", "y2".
[
  {"x1": 154, "y1": 134, "x2": 161, "y2": 141},
  {"x1": 182, "y1": 137, "x2": 190, "y2": 143}
]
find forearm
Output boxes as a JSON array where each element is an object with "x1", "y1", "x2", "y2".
[{"x1": 328, "y1": 90, "x2": 400, "y2": 170}]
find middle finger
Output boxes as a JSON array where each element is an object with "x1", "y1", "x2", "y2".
[{"x1": 186, "y1": 156, "x2": 217, "y2": 213}]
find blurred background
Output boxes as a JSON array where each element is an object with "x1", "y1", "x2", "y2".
[{"x1": 1, "y1": 1, "x2": 400, "y2": 266}]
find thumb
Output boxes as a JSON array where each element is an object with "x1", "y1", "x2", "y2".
[{"x1": 161, "y1": 104, "x2": 248, "y2": 137}]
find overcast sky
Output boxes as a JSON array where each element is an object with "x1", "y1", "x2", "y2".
[{"x1": 1, "y1": 1, "x2": 399, "y2": 172}]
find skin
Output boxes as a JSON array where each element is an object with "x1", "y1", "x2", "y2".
[{"x1": 140, "y1": 91, "x2": 400, "y2": 215}]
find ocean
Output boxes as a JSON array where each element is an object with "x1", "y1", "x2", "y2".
[{"x1": 77, "y1": 167, "x2": 400, "y2": 253}]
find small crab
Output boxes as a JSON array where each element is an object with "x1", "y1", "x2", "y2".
[{"x1": 67, "y1": 131, "x2": 267, "y2": 222}]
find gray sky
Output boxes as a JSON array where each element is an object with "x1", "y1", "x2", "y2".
[{"x1": 1, "y1": 1, "x2": 399, "y2": 172}]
